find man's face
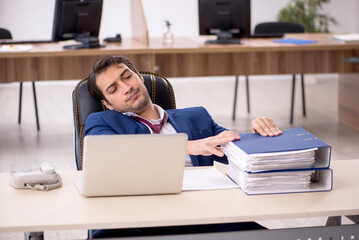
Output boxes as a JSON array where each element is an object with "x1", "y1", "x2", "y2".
[{"x1": 96, "y1": 64, "x2": 151, "y2": 114}]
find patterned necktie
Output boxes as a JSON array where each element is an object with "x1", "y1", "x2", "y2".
[{"x1": 130, "y1": 113, "x2": 167, "y2": 134}]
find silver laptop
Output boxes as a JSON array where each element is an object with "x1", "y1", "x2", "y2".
[{"x1": 75, "y1": 133, "x2": 187, "y2": 197}]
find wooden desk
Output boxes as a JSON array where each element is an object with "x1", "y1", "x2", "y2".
[
  {"x1": 0, "y1": 39, "x2": 154, "y2": 83},
  {"x1": 1, "y1": 160, "x2": 358, "y2": 233},
  {"x1": 151, "y1": 34, "x2": 359, "y2": 77},
  {"x1": 1, "y1": 34, "x2": 358, "y2": 82},
  {"x1": 1, "y1": 34, "x2": 359, "y2": 128}
]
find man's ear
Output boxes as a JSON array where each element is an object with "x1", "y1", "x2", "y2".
[{"x1": 102, "y1": 99, "x2": 114, "y2": 110}]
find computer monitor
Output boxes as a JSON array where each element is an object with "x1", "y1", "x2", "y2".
[
  {"x1": 52, "y1": 0, "x2": 103, "y2": 49},
  {"x1": 198, "y1": 0, "x2": 250, "y2": 44}
]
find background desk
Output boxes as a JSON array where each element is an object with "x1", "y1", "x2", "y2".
[
  {"x1": 1, "y1": 33, "x2": 359, "y2": 129},
  {"x1": 1, "y1": 33, "x2": 358, "y2": 81},
  {"x1": 0, "y1": 39, "x2": 154, "y2": 83},
  {"x1": 151, "y1": 33, "x2": 359, "y2": 77},
  {"x1": 1, "y1": 160, "x2": 359, "y2": 233}
]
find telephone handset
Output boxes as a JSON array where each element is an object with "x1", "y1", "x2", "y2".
[{"x1": 10, "y1": 162, "x2": 62, "y2": 191}]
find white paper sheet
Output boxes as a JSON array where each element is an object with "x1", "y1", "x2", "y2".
[
  {"x1": 0, "y1": 45, "x2": 32, "y2": 52},
  {"x1": 182, "y1": 168, "x2": 239, "y2": 191}
]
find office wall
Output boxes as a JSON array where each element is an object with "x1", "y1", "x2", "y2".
[
  {"x1": 0, "y1": 0, "x2": 54, "y2": 40},
  {"x1": 323, "y1": 0, "x2": 359, "y2": 34},
  {"x1": 0, "y1": 0, "x2": 130, "y2": 40},
  {"x1": 0, "y1": 0, "x2": 358, "y2": 40}
]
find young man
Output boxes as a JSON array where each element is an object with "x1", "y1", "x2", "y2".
[
  {"x1": 85, "y1": 55, "x2": 282, "y2": 167},
  {"x1": 84, "y1": 55, "x2": 282, "y2": 237}
]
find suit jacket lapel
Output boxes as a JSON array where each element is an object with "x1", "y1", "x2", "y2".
[
  {"x1": 167, "y1": 111, "x2": 199, "y2": 166},
  {"x1": 123, "y1": 114, "x2": 151, "y2": 134},
  {"x1": 133, "y1": 119, "x2": 151, "y2": 134}
]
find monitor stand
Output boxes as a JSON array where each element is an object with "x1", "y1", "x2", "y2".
[
  {"x1": 63, "y1": 36, "x2": 105, "y2": 50},
  {"x1": 205, "y1": 31, "x2": 242, "y2": 45}
]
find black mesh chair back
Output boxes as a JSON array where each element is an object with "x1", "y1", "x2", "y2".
[
  {"x1": 254, "y1": 22, "x2": 305, "y2": 34},
  {"x1": 0, "y1": 28, "x2": 12, "y2": 39},
  {"x1": 72, "y1": 72, "x2": 176, "y2": 170}
]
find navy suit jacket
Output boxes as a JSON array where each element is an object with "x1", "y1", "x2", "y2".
[{"x1": 84, "y1": 106, "x2": 228, "y2": 166}]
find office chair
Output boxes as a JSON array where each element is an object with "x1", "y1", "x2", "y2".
[
  {"x1": 0, "y1": 28, "x2": 40, "y2": 130},
  {"x1": 72, "y1": 71, "x2": 176, "y2": 170},
  {"x1": 232, "y1": 22, "x2": 306, "y2": 124},
  {"x1": 0, "y1": 28, "x2": 12, "y2": 39}
]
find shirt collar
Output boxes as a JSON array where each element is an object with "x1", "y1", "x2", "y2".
[{"x1": 123, "y1": 104, "x2": 167, "y2": 124}]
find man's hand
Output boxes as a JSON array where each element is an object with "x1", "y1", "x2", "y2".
[
  {"x1": 187, "y1": 130, "x2": 240, "y2": 157},
  {"x1": 251, "y1": 117, "x2": 282, "y2": 137}
]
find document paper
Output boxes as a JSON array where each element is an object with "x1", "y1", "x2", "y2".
[
  {"x1": 0, "y1": 45, "x2": 33, "y2": 52},
  {"x1": 182, "y1": 168, "x2": 238, "y2": 191}
]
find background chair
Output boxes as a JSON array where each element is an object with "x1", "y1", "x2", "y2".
[
  {"x1": 0, "y1": 28, "x2": 12, "y2": 39},
  {"x1": 0, "y1": 28, "x2": 40, "y2": 130},
  {"x1": 72, "y1": 71, "x2": 176, "y2": 170},
  {"x1": 232, "y1": 22, "x2": 306, "y2": 124}
]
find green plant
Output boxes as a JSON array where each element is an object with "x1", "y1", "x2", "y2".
[{"x1": 277, "y1": 0, "x2": 337, "y2": 33}]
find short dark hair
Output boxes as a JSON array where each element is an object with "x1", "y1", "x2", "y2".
[{"x1": 88, "y1": 55, "x2": 138, "y2": 101}]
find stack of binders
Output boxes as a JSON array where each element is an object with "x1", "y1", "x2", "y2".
[{"x1": 222, "y1": 127, "x2": 333, "y2": 195}]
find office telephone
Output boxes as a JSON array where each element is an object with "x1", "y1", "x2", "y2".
[{"x1": 9, "y1": 162, "x2": 62, "y2": 191}]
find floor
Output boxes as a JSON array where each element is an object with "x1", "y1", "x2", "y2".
[{"x1": 0, "y1": 73, "x2": 358, "y2": 239}]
